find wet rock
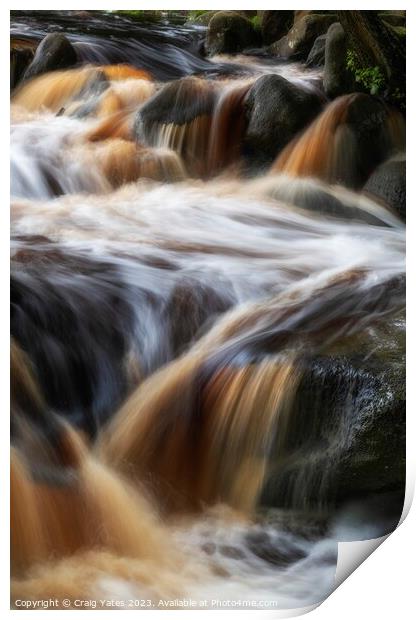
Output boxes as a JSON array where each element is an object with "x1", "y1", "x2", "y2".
[
  {"x1": 306, "y1": 34, "x2": 326, "y2": 68},
  {"x1": 10, "y1": 39, "x2": 36, "y2": 89},
  {"x1": 323, "y1": 23, "x2": 354, "y2": 98},
  {"x1": 245, "y1": 530, "x2": 307, "y2": 566},
  {"x1": 165, "y1": 279, "x2": 233, "y2": 356},
  {"x1": 201, "y1": 542, "x2": 216, "y2": 555},
  {"x1": 219, "y1": 544, "x2": 246, "y2": 560},
  {"x1": 11, "y1": 245, "x2": 136, "y2": 436},
  {"x1": 261, "y1": 316, "x2": 405, "y2": 511},
  {"x1": 263, "y1": 177, "x2": 393, "y2": 226},
  {"x1": 342, "y1": 94, "x2": 404, "y2": 188},
  {"x1": 258, "y1": 11, "x2": 294, "y2": 46},
  {"x1": 205, "y1": 11, "x2": 260, "y2": 55},
  {"x1": 269, "y1": 14, "x2": 337, "y2": 60},
  {"x1": 364, "y1": 156, "x2": 406, "y2": 221},
  {"x1": 243, "y1": 74, "x2": 323, "y2": 168},
  {"x1": 23, "y1": 33, "x2": 77, "y2": 81},
  {"x1": 135, "y1": 76, "x2": 216, "y2": 129}
]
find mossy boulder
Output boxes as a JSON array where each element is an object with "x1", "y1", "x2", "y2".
[
  {"x1": 243, "y1": 74, "x2": 323, "y2": 168},
  {"x1": 269, "y1": 13, "x2": 337, "y2": 60},
  {"x1": 23, "y1": 33, "x2": 77, "y2": 81},
  {"x1": 205, "y1": 11, "x2": 260, "y2": 55},
  {"x1": 262, "y1": 316, "x2": 405, "y2": 510}
]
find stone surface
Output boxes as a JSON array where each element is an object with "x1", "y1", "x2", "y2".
[
  {"x1": 364, "y1": 157, "x2": 406, "y2": 221},
  {"x1": 306, "y1": 34, "x2": 327, "y2": 67},
  {"x1": 23, "y1": 33, "x2": 77, "y2": 81},
  {"x1": 269, "y1": 14, "x2": 337, "y2": 60},
  {"x1": 261, "y1": 316, "x2": 405, "y2": 511},
  {"x1": 205, "y1": 11, "x2": 260, "y2": 55},
  {"x1": 243, "y1": 74, "x2": 323, "y2": 168},
  {"x1": 259, "y1": 11, "x2": 294, "y2": 45},
  {"x1": 323, "y1": 22, "x2": 354, "y2": 98}
]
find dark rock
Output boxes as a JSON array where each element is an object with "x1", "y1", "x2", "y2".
[
  {"x1": 243, "y1": 74, "x2": 323, "y2": 168},
  {"x1": 165, "y1": 278, "x2": 233, "y2": 356},
  {"x1": 205, "y1": 11, "x2": 260, "y2": 55},
  {"x1": 263, "y1": 177, "x2": 394, "y2": 226},
  {"x1": 10, "y1": 39, "x2": 36, "y2": 89},
  {"x1": 269, "y1": 14, "x2": 337, "y2": 60},
  {"x1": 11, "y1": 244, "x2": 136, "y2": 436},
  {"x1": 136, "y1": 76, "x2": 216, "y2": 129},
  {"x1": 306, "y1": 34, "x2": 326, "y2": 67},
  {"x1": 245, "y1": 530, "x2": 307, "y2": 566},
  {"x1": 323, "y1": 23, "x2": 354, "y2": 98},
  {"x1": 23, "y1": 33, "x2": 77, "y2": 81},
  {"x1": 342, "y1": 94, "x2": 404, "y2": 187},
  {"x1": 219, "y1": 545, "x2": 246, "y2": 560},
  {"x1": 261, "y1": 316, "x2": 405, "y2": 511},
  {"x1": 259, "y1": 11, "x2": 294, "y2": 46},
  {"x1": 364, "y1": 157, "x2": 406, "y2": 221}
]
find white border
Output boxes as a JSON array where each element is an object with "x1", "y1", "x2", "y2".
[{"x1": 3, "y1": 2, "x2": 414, "y2": 619}]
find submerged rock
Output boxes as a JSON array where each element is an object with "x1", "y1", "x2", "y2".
[
  {"x1": 23, "y1": 33, "x2": 78, "y2": 81},
  {"x1": 205, "y1": 11, "x2": 260, "y2": 55},
  {"x1": 243, "y1": 74, "x2": 323, "y2": 168},
  {"x1": 262, "y1": 316, "x2": 405, "y2": 511},
  {"x1": 364, "y1": 156, "x2": 406, "y2": 221},
  {"x1": 269, "y1": 14, "x2": 336, "y2": 60}
]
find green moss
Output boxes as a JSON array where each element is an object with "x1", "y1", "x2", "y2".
[
  {"x1": 393, "y1": 26, "x2": 406, "y2": 38},
  {"x1": 250, "y1": 14, "x2": 261, "y2": 31},
  {"x1": 188, "y1": 10, "x2": 210, "y2": 19},
  {"x1": 109, "y1": 10, "x2": 161, "y2": 23},
  {"x1": 346, "y1": 49, "x2": 386, "y2": 95}
]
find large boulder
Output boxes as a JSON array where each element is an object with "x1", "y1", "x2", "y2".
[
  {"x1": 342, "y1": 94, "x2": 405, "y2": 187},
  {"x1": 134, "y1": 77, "x2": 217, "y2": 176},
  {"x1": 305, "y1": 34, "x2": 326, "y2": 67},
  {"x1": 261, "y1": 316, "x2": 405, "y2": 511},
  {"x1": 269, "y1": 13, "x2": 337, "y2": 60},
  {"x1": 205, "y1": 11, "x2": 260, "y2": 55},
  {"x1": 135, "y1": 76, "x2": 216, "y2": 130},
  {"x1": 364, "y1": 156, "x2": 406, "y2": 221},
  {"x1": 243, "y1": 74, "x2": 323, "y2": 168},
  {"x1": 323, "y1": 23, "x2": 354, "y2": 98},
  {"x1": 258, "y1": 11, "x2": 294, "y2": 45},
  {"x1": 23, "y1": 33, "x2": 77, "y2": 81},
  {"x1": 272, "y1": 93, "x2": 405, "y2": 190}
]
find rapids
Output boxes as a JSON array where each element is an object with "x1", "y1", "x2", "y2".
[{"x1": 10, "y1": 10, "x2": 405, "y2": 612}]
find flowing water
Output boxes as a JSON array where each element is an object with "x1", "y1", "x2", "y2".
[{"x1": 11, "y1": 11, "x2": 405, "y2": 611}]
